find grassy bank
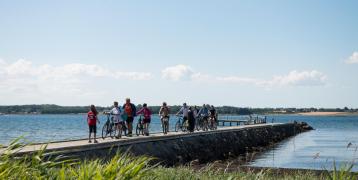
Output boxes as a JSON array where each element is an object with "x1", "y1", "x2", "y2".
[{"x1": 1, "y1": 139, "x2": 357, "y2": 179}]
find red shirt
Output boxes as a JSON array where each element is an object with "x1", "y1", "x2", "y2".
[
  {"x1": 87, "y1": 111, "x2": 97, "y2": 126},
  {"x1": 124, "y1": 104, "x2": 133, "y2": 117}
]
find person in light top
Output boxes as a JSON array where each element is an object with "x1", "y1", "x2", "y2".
[
  {"x1": 176, "y1": 103, "x2": 189, "y2": 121},
  {"x1": 159, "y1": 102, "x2": 170, "y2": 130},
  {"x1": 110, "y1": 101, "x2": 124, "y2": 139}
]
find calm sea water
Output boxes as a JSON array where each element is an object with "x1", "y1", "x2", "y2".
[
  {"x1": 0, "y1": 114, "x2": 357, "y2": 171},
  {"x1": 249, "y1": 115, "x2": 358, "y2": 171}
]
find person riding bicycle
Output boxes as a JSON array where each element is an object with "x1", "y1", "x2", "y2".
[
  {"x1": 159, "y1": 102, "x2": 170, "y2": 132},
  {"x1": 197, "y1": 104, "x2": 209, "y2": 125},
  {"x1": 136, "y1": 103, "x2": 152, "y2": 136},
  {"x1": 176, "y1": 103, "x2": 189, "y2": 125},
  {"x1": 122, "y1": 98, "x2": 136, "y2": 137},
  {"x1": 110, "y1": 101, "x2": 124, "y2": 139}
]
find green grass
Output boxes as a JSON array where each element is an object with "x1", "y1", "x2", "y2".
[
  {"x1": 1, "y1": 139, "x2": 357, "y2": 180},
  {"x1": 146, "y1": 166, "x2": 322, "y2": 180}
]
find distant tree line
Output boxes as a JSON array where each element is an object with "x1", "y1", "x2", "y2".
[
  {"x1": 0, "y1": 105, "x2": 108, "y2": 114},
  {"x1": 0, "y1": 104, "x2": 357, "y2": 115}
]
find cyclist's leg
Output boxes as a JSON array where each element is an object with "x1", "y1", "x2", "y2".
[
  {"x1": 146, "y1": 118, "x2": 151, "y2": 135},
  {"x1": 183, "y1": 116, "x2": 188, "y2": 126},
  {"x1": 88, "y1": 125, "x2": 92, "y2": 143},
  {"x1": 160, "y1": 116, "x2": 163, "y2": 127},
  {"x1": 167, "y1": 116, "x2": 170, "y2": 132},
  {"x1": 204, "y1": 116, "x2": 208, "y2": 129},
  {"x1": 116, "y1": 123, "x2": 121, "y2": 138},
  {"x1": 126, "y1": 117, "x2": 134, "y2": 136},
  {"x1": 93, "y1": 124, "x2": 98, "y2": 143},
  {"x1": 147, "y1": 123, "x2": 150, "y2": 135}
]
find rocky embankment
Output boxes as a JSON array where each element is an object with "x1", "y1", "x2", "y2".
[
  {"x1": 294, "y1": 121, "x2": 314, "y2": 132},
  {"x1": 62, "y1": 123, "x2": 313, "y2": 166}
]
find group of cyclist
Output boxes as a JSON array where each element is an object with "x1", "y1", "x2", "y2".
[
  {"x1": 86, "y1": 99, "x2": 217, "y2": 143},
  {"x1": 175, "y1": 103, "x2": 218, "y2": 132}
]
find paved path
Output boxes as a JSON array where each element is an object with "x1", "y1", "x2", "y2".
[{"x1": 3, "y1": 123, "x2": 283, "y2": 154}]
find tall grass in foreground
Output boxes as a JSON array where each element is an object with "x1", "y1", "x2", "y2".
[
  {"x1": 0, "y1": 138, "x2": 154, "y2": 179},
  {"x1": 0, "y1": 138, "x2": 357, "y2": 180}
]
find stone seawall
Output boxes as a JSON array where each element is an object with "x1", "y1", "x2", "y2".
[{"x1": 55, "y1": 123, "x2": 310, "y2": 165}]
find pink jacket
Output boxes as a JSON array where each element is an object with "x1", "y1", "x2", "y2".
[{"x1": 137, "y1": 107, "x2": 152, "y2": 119}]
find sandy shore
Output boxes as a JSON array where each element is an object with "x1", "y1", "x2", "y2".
[{"x1": 297, "y1": 112, "x2": 357, "y2": 116}]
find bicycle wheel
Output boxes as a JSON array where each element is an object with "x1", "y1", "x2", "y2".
[
  {"x1": 182, "y1": 120, "x2": 189, "y2": 132},
  {"x1": 212, "y1": 119, "x2": 218, "y2": 130},
  {"x1": 175, "y1": 121, "x2": 180, "y2": 132},
  {"x1": 141, "y1": 124, "x2": 145, "y2": 135},
  {"x1": 102, "y1": 122, "x2": 109, "y2": 139},
  {"x1": 122, "y1": 122, "x2": 127, "y2": 136},
  {"x1": 110, "y1": 123, "x2": 117, "y2": 138},
  {"x1": 195, "y1": 119, "x2": 201, "y2": 131},
  {"x1": 117, "y1": 124, "x2": 122, "y2": 138},
  {"x1": 136, "y1": 123, "x2": 141, "y2": 136},
  {"x1": 202, "y1": 120, "x2": 208, "y2": 131}
]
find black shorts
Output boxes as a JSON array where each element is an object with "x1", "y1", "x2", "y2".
[
  {"x1": 89, "y1": 125, "x2": 96, "y2": 133},
  {"x1": 183, "y1": 116, "x2": 188, "y2": 121},
  {"x1": 126, "y1": 116, "x2": 134, "y2": 123},
  {"x1": 143, "y1": 118, "x2": 151, "y2": 124}
]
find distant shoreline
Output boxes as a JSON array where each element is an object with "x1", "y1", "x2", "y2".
[{"x1": 297, "y1": 112, "x2": 358, "y2": 116}]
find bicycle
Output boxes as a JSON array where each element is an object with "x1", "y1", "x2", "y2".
[
  {"x1": 175, "y1": 116, "x2": 189, "y2": 132},
  {"x1": 135, "y1": 116, "x2": 145, "y2": 136},
  {"x1": 197, "y1": 116, "x2": 209, "y2": 131},
  {"x1": 208, "y1": 116, "x2": 217, "y2": 130},
  {"x1": 102, "y1": 113, "x2": 117, "y2": 139},
  {"x1": 162, "y1": 116, "x2": 170, "y2": 134}
]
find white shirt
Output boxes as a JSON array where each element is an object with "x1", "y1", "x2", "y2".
[
  {"x1": 110, "y1": 107, "x2": 123, "y2": 123},
  {"x1": 178, "y1": 106, "x2": 189, "y2": 117}
]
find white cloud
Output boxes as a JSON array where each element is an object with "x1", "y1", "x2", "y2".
[
  {"x1": 163, "y1": 65, "x2": 326, "y2": 87},
  {"x1": 259, "y1": 70, "x2": 327, "y2": 87},
  {"x1": 2, "y1": 59, "x2": 152, "y2": 80},
  {"x1": 161, "y1": 64, "x2": 194, "y2": 81},
  {"x1": 345, "y1": 51, "x2": 358, "y2": 64},
  {"x1": 215, "y1": 70, "x2": 326, "y2": 87},
  {"x1": 215, "y1": 76, "x2": 259, "y2": 84},
  {"x1": 0, "y1": 59, "x2": 153, "y2": 99}
]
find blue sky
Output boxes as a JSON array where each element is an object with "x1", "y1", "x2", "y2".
[{"x1": 0, "y1": 0, "x2": 357, "y2": 108}]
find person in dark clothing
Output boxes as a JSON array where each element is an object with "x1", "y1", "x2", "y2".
[
  {"x1": 122, "y1": 98, "x2": 136, "y2": 137},
  {"x1": 188, "y1": 106, "x2": 196, "y2": 132}
]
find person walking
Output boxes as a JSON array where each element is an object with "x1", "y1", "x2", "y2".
[
  {"x1": 122, "y1": 98, "x2": 136, "y2": 137},
  {"x1": 87, "y1": 105, "x2": 100, "y2": 143}
]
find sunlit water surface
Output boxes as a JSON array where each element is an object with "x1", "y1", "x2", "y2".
[{"x1": 1, "y1": 114, "x2": 357, "y2": 171}]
